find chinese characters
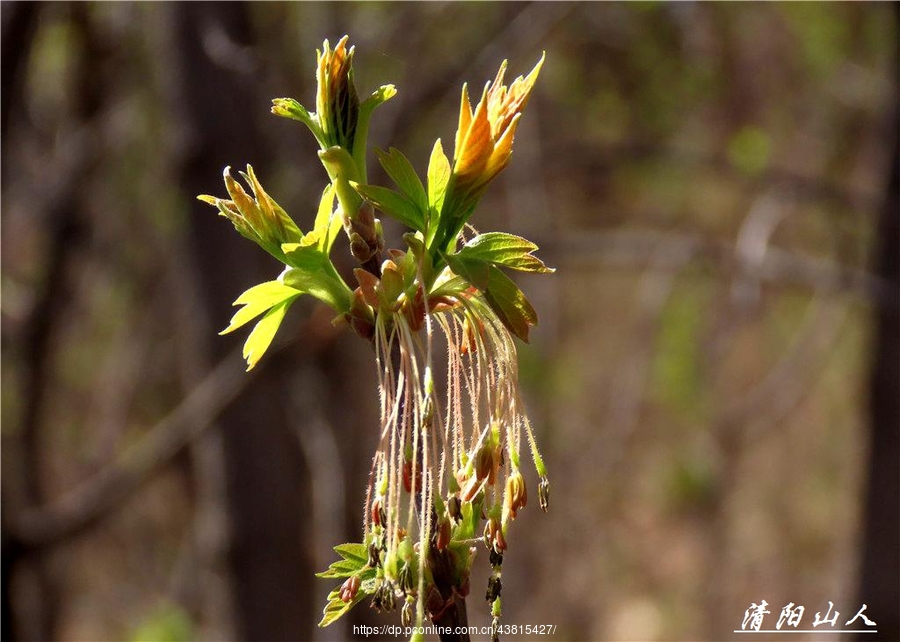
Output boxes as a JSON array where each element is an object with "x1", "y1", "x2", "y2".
[{"x1": 738, "y1": 601, "x2": 877, "y2": 633}]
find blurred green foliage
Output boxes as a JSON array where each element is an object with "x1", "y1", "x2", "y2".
[{"x1": 129, "y1": 603, "x2": 194, "y2": 642}]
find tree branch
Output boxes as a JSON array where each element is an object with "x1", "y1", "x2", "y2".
[
  {"x1": 545, "y1": 229, "x2": 894, "y2": 304},
  {"x1": 8, "y1": 312, "x2": 340, "y2": 552}
]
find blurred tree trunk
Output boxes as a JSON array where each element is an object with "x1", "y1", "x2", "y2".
[
  {"x1": 2, "y1": 4, "x2": 102, "y2": 639},
  {"x1": 1, "y1": 3, "x2": 42, "y2": 637},
  {"x1": 853, "y1": 56, "x2": 899, "y2": 641},
  {"x1": 169, "y1": 3, "x2": 314, "y2": 640}
]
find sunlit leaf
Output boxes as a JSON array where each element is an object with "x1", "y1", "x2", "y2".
[
  {"x1": 319, "y1": 586, "x2": 367, "y2": 627},
  {"x1": 482, "y1": 265, "x2": 537, "y2": 342},
  {"x1": 242, "y1": 298, "x2": 297, "y2": 371},
  {"x1": 446, "y1": 252, "x2": 538, "y2": 342},
  {"x1": 305, "y1": 184, "x2": 344, "y2": 254},
  {"x1": 455, "y1": 232, "x2": 554, "y2": 273},
  {"x1": 427, "y1": 138, "x2": 451, "y2": 218},
  {"x1": 317, "y1": 543, "x2": 378, "y2": 627},
  {"x1": 280, "y1": 259, "x2": 352, "y2": 313},
  {"x1": 315, "y1": 543, "x2": 369, "y2": 579},
  {"x1": 220, "y1": 281, "x2": 303, "y2": 335},
  {"x1": 443, "y1": 252, "x2": 490, "y2": 291}
]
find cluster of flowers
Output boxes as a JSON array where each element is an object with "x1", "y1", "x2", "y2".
[{"x1": 200, "y1": 36, "x2": 551, "y2": 641}]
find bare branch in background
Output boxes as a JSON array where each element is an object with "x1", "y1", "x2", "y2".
[
  {"x1": 10, "y1": 345, "x2": 257, "y2": 550},
  {"x1": 548, "y1": 229, "x2": 893, "y2": 304}
]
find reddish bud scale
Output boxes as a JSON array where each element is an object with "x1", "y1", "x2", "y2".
[
  {"x1": 435, "y1": 517, "x2": 451, "y2": 551},
  {"x1": 460, "y1": 312, "x2": 487, "y2": 355},
  {"x1": 403, "y1": 285, "x2": 426, "y2": 332},
  {"x1": 354, "y1": 268, "x2": 380, "y2": 307}
]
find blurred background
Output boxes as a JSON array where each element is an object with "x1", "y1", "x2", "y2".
[{"x1": 2, "y1": 2, "x2": 897, "y2": 641}]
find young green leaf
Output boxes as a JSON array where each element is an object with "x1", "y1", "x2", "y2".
[
  {"x1": 315, "y1": 543, "x2": 370, "y2": 579},
  {"x1": 442, "y1": 252, "x2": 491, "y2": 291},
  {"x1": 220, "y1": 281, "x2": 303, "y2": 335},
  {"x1": 353, "y1": 182, "x2": 425, "y2": 232},
  {"x1": 456, "y1": 232, "x2": 554, "y2": 273},
  {"x1": 319, "y1": 585, "x2": 368, "y2": 627},
  {"x1": 280, "y1": 259, "x2": 352, "y2": 313},
  {"x1": 482, "y1": 265, "x2": 538, "y2": 342},
  {"x1": 427, "y1": 138, "x2": 451, "y2": 216},
  {"x1": 242, "y1": 298, "x2": 297, "y2": 370},
  {"x1": 376, "y1": 147, "x2": 428, "y2": 216},
  {"x1": 353, "y1": 84, "x2": 397, "y2": 179},
  {"x1": 445, "y1": 252, "x2": 538, "y2": 341},
  {"x1": 309, "y1": 184, "x2": 344, "y2": 254}
]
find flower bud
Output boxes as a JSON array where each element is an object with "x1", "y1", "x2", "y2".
[
  {"x1": 483, "y1": 515, "x2": 507, "y2": 553},
  {"x1": 368, "y1": 542, "x2": 381, "y2": 568},
  {"x1": 354, "y1": 268, "x2": 380, "y2": 307},
  {"x1": 340, "y1": 575, "x2": 361, "y2": 603},
  {"x1": 475, "y1": 444, "x2": 493, "y2": 482},
  {"x1": 402, "y1": 598, "x2": 414, "y2": 627},
  {"x1": 371, "y1": 496, "x2": 386, "y2": 527},
  {"x1": 538, "y1": 476, "x2": 550, "y2": 513},
  {"x1": 488, "y1": 445, "x2": 501, "y2": 486},
  {"x1": 402, "y1": 459, "x2": 422, "y2": 494},
  {"x1": 398, "y1": 563, "x2": 414, "y2": 594},
  {"x1": 504, "y1": 471, "x2": 527, "y2": 520},
  {"x1": 448, "y1": 495, "x2": 462, "y2": 523},
  {"x1": 485, "y1": 575, "x2": 502, "y2": 603}
]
